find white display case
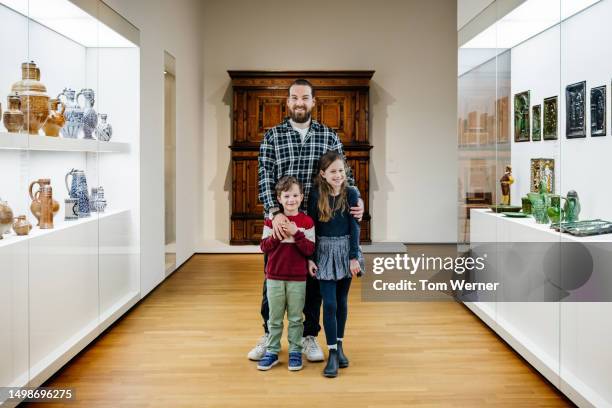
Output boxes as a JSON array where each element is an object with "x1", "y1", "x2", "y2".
[
  {"x1": 0, "y1": 0, "x2": 140, "y2": 402},
  {"x1": 459, "y1": 1, "x2": 612, "y2": 406}
]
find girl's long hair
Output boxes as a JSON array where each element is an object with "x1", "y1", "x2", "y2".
[{"x1": 315, "y1": 151, "x2": 348, "y2": 222}]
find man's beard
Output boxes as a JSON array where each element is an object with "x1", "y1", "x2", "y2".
[{"x1": 289, "y1": 106, "x2": 311, "y2": 123}]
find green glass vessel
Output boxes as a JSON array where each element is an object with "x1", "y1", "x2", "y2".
[
  {"x1": 563, "y1": 190, "x2": 581, "y2": 222},
  {"x1": 547, "y1": 194, "x2": 562, "y2": 223},
  {"x1": 528, "y1": 192, "x2": 549, "y2": 224},
  {"x1": 521, "y1": 196, "x2": 532, "y2": 214}
]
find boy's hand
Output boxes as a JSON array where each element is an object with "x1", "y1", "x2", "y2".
[
  {"x1": 350, "y1": 198, "x2": 364, "y2": 222},
  {"x1": 283, "y1": 221, "x2": 298, "y2": 236},
  {"x1": 272, "y1": 213, "x2": 289, "y2": 240},
  {"x1": 308, "y1": 260, "x2": 318, "y2": 277},
  {"x1": 350, "y1": 259, "x2": 361, "y2": 277}
]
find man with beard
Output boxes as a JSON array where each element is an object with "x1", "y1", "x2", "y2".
[{"x1": 248, "y1": 79, "x2": 364, "y2": 363}]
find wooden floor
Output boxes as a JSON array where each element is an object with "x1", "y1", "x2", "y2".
[{"x1": 31, "y1": 254, "x2": 573, "y2": 408}]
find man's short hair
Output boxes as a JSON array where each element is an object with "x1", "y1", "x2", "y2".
[
  {"x1": 288, "y1": 78, "x2": 314, "y2": 98},
  {"x1": 275, "y1": 176, "x2": 303, "y2": 197}
]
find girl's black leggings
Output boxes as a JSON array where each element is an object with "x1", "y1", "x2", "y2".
[{"x1": 319, "y1": 277, "x2": 352, "y2": 346}]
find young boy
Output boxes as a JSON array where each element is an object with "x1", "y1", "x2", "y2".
[{"x1": 258, "y1": 176, "x2": 315, "y2": 371}]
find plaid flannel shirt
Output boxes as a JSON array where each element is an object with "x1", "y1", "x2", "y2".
[{"x1": 258, "y1": 117, "x2": 355, "y2": 214}]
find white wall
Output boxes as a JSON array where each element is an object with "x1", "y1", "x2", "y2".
[
  {"x1": 200, "y1": 0, "x2": 458, "y2": 245},
  {"x1": 103, "y1": 0, "x2": 204, "y2": 295},
  {"x1": 511, "y1": 0, "x2": 612, "y2": 222}
]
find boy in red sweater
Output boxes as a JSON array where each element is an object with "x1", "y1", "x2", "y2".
[{"x1": 258, "y1": 176, "x2": 315, "y2": 371}]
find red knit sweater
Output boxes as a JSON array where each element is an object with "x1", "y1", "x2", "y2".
[{"x1": 260, "y1": 212, "x2": 315, "y2": 281}]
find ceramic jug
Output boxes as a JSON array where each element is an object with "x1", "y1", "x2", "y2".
[
  {"x1": 29, "y1": 178, "x2": 60, "y2": 226},
  {"x1": 77, "y1": 89, "x2": 97, "y2": 139},
  {"x1": 547, "y1": 195, "x2": 563, "y2": 224},
  {"x1": 563, "y1": 190, "x2": 581, "y2": 223},
  {"x1": 65, "y1": 169, "x2": 90, "y2": 218},
  {"x1": 3, "y1": 93, "x2": 24, "y2": 133},
  {"x1": 90, "y1": 186, "x2": 107, "y2": 213},
  {"x1": 95, "y1": 113, "x2": 113, "y2": 141},
  {"x1": 39, "y1": 185, "x2": 54, "y2": 229},
  {"x1": 12, "y1": 215, "x2": 32, "y2": 236},
  {"x1": 0, "y1": 198, "x2": 14, "y2": 239},
  {"x1": 57, "y1": 88, "x2": 83, "y2": 138},
  {"x1": 11, "y1": 61, "x2": 49, "y2": 135},
  {"x1": 528, "y1": 192, "x2": 549, "y2": 224},
  {"x1": 42, "y1": 98, "x2": 66, "y2": 137}
]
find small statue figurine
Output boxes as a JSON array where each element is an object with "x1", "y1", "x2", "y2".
[{"x1": 500, "y1": 165, "x2": 514, "y2": 205}]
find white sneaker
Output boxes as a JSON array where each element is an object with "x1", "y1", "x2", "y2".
[
  {"x1": 248, "y1": 334, "x2": 269, "y2": 361},
  {"x1": 301, "y1": 335, "x2": 324, "y2": 362}
]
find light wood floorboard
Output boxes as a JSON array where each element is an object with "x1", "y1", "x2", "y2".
[{"x1": 29, "y1": 254, "x2": 573, "y2": 407}]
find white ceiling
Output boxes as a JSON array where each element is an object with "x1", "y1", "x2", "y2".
[{"x1": 457, "y1": 0, "x2": 495, "y2": 29}]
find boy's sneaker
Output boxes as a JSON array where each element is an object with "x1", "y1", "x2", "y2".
[
  {"x1": 247, "y1": 333, "x2": 269, "y2": 361},
  {"x1": 302, "y1": 336, "x2": 324, "y2": 362},
  {"x1": 257, "y1": 352, "x2": 279, "y2": 371},
  {"x1": 288, "y1": 352, "x2": 303, "y2": 371}
]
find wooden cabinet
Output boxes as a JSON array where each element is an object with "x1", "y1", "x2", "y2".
[{"x1": 229, "y1": 71, "x2": 374, "y2": 245}]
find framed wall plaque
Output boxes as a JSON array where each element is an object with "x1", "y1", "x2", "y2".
[
  {"x1": 532, "y1": 104, "x2": 541, "y2": 141},
  {"x1": 566, "y1": 81, "x2": 586, "y2": 138},
  {"x1": 514, "y1": 90, "x2": 530, "y2": 142},
  {"x1": 530, "y1": 158, "x2": 555, "y2": 193},
  {"x1": 591, "y1": 85, "x2": 606, "y2": 136},
  {"x1": 543, "y1": 96, "x2": 558, "y2": 140}
]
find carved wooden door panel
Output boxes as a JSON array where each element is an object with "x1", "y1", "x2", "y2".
[
  {"x1": 246, "y1": 159, "x2": 264, "y2": 214},
  {"x1": 246, "y1": 90, "x2": 288, "y2": 144},
  {"x1": 312, "y1": 90, "x2": 356, "y2": 145}
]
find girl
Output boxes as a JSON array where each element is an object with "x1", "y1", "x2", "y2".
[{"x1": 307, "y1": 150, "x2": 363, "y2": 378}]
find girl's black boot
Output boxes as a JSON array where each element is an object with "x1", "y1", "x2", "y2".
[{"x1": 323, "y1": 349, "x2": 339, "y2": 377}]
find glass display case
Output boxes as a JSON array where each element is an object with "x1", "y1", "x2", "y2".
[
  {"x1": 458, "y1": 1, "x2": 612, "y2": 406},
  {"x1": 0, "y1": 0, "x2": 140, "y2": 398}
]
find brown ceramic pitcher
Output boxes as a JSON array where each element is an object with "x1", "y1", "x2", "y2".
[
  {"x1": 29, "y1": 178, "x2": 59, "y2": 225},
  {"x1": 3, "y1": 93, "x2": 24, "y2": 133},
  {"x1": 42, "y1": 98, "x2": 65, "y2": 137},
  {"x1": 39, "y1": 185, "x2": 54, "y2": 229}
]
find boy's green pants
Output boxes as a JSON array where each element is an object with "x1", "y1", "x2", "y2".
[{"x1": 266, "y1": 279, "x2": 306, "y2": 354}]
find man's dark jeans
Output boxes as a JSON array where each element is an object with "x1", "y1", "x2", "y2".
[{"x1": 261, "y1": 253, "x2": 321, "y2": 336}]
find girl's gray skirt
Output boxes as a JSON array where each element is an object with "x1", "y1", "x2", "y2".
[{"x1": 315, "y1": 235, "x2": 365, "y2": 281}]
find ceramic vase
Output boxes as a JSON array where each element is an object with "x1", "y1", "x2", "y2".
[
  {"x1": 528, "y1": 192, "x2": 549, "y2": 224},
  {"x1": 563, "y1": 190, "x2": 581, "y2": 222},
  {"x1": 65, "y1": 169, "x2": 90, "y2": 218},
  {"x1": 3, "y1": 93, "x2": 24, "y2": 133},
  {"x1": 521, "y1": 196, "x2": 532, "y2": 215},
  {"x1": 95, "y1": 113, "x2": 113, "y2": 141},
  {"x1": 90, "y1": 186, "x2": 107, "y2": 213},
  {"x1": 547, "y1": 195, "x2": 562, "y2": 224},
  {"x1": 29, "y1": 178, "x2": 59, "y2": 226},
  {"x1": 39, "y1": 185, "x2": 54, "y2": 229},
  {"x1": 42, "y1": 98, "x2": 66, "y2": 137},
  {"x1": 77, "y1": 89, "x2": 97, "y2": 139},
  {"x1": 0, "y1": 198, "x2": 14, "y2": 239},
  {"x1": 12, "y1": 215, "x2": 32, "y2": 236},
  {"x1": 11, "y1": 61, "x2": 49, "y2": 135},
  {"x1": 57, "y1": 88, "x2": 83, "y2": 138}
]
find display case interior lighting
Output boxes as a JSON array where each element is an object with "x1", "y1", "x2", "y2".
[
  {"x1": 0, "y1": 0, "x2": 137, "y2": 48},
  {"x1": 461, "y1": 0, "x2": 600, "y2": 49}
]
